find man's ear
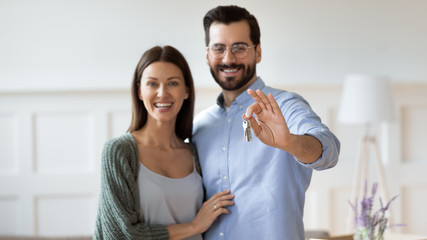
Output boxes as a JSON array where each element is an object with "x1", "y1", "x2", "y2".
[
  {"x1": 206, "y1": 50, "x2": 209, "y2": 65},
  {"x1": 256, "y1": 43, "x2": 262, "y2": 63}
]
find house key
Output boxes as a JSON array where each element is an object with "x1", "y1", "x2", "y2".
[{"x1": 243, "y1": 119, "x2": 252, "y2": 142}]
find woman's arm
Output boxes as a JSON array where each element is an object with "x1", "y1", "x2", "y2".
[
  {"x1": 167, "y1": 190, "x2": 234, "y2": 240},
  {"x1": 94, "y1": 137, "x2": 169, "y2": 240}
]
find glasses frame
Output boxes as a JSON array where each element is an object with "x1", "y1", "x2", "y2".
[{"x1": 206, "y1": 44, "x2": 257, "y2": 60}]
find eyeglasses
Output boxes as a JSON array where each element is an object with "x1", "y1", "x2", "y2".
[{"x1": 206, "y1": 43, "x2": 256, "y2": 59}]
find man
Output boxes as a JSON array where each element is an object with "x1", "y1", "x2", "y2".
[{"x1": 192, "y1": 5, "x2": 340, "y2": 240}]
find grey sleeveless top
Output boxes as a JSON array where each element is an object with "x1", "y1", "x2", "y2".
[{"x1": 138, "y1": 148, "x2": 203, "y2": 240}]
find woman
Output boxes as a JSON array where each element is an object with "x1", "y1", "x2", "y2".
[{"x1": 94, "y1": 45, "x2": 234, "y2": 240}]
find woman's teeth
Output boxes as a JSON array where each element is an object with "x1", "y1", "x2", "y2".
[{"x1": 154, "y1": 103, "x2": 172, "y2": 108}]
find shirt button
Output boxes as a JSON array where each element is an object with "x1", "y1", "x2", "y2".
[
  {"x1": 219, "y1": 232, "x2": 224, "y2": 237},
  {"x1": 227, "y1": 118, "x2": 231, "y2": 123},
  {"x1": 223, "y1": 176, "x2": 227, "y2": 181},
  {"x1": 222, "y1": 146, "x2": 227, "y2": 151},
  {"x1": 239, "y1": 105, "x2": 243, "y2": 109}
]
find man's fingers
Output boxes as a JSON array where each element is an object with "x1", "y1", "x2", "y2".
[
  {"x1": 248, "y1": 89, "x2": 267, "y2": 111},
  {"x1": 244, "y1": 102, "x2": 261, "y2": 118},
  {"x1": 267, "y1": 93, "x2": 280, "y2": 114},
  {"x1": 249, "y1": 117, "x2": 260, "y2": 137},
  {"x1": 255, "y1": 89, "x2": 273, "y2": 111}
]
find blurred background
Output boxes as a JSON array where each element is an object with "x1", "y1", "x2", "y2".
[{"x1": 1, "y1": 0, "x2": 426, "y2": 237}]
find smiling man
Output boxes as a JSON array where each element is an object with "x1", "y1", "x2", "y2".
[{"x1": 192, "y1": 5, "x2": 341, "y2": 240}]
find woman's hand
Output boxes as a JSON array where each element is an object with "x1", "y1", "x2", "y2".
[{"x1": 191, "y1": 190, "x2": 235, "y2": 234}]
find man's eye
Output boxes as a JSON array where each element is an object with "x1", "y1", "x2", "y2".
[
  {"x1": 212, "y1": 47, "x2": 225, "y2": 52},
  {"x1": 233, "y1": 45, "x2": 247, "y2": 52}
]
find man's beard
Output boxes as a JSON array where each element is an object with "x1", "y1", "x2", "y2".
[{"x1": 209, "y1": 63, "x2": 256, "y2": 91}]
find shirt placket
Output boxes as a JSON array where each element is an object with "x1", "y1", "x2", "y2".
[{"x1": 217, "y1": 108, "x2": 234, "y2": 240}]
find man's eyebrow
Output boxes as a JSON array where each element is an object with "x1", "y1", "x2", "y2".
[{"x1": 232, "y1": 42, "x2": 249, "y2": 46}]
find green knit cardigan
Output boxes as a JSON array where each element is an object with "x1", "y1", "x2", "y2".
[{"x1": 94, "y1": 133, "x2": 170, "y2": 239}]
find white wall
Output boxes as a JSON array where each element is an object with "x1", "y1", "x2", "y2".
[
  {"x1": 1, "y1": 0, "x2": 427, "y2": 91},
  {"x1": 1, "y1": 0, "x2": 427, "y2": 236}
]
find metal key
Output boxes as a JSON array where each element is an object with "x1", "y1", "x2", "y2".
[{"x1": 243, "y1": 119, "x2": 252, "y2": 142}]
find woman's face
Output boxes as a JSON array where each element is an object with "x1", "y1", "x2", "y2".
[{"x1": 139, "y1": 61, "x2": 189, "y2": 123}]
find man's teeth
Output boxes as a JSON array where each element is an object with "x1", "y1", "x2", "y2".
[
  {"x1": 155, "y1": 103, "x2": 172, "y2": 108},
  {"x1": 223, "y1": 69, "x2": 238, "y2": 73}
]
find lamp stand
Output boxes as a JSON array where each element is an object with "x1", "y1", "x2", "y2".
[{"x1": 347, "y1": 131, "x2": 394, "y2": 233}]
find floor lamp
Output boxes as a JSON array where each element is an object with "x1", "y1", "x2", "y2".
[{"x1": 337, "y1": 74, "x2": 396, "y2": 233}]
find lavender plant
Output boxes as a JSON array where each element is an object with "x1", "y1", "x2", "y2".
[{"x1": 348, "y1": 181, "x2": 398, "y2": 240}]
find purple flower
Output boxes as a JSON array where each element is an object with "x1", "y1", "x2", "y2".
[{"x1": 348, "y1": 181, "x2": 400, "y2": 239}]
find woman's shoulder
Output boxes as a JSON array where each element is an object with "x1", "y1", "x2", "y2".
[
  {"x1": 101, "y1": 133, "x2": 138, "y2": 168},
  {"x1": 103, "y1": 132, "x2": 136, "y2": 152}
]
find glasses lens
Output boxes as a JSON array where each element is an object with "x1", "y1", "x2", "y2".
[
  {"x1": 209, "y1": 45, "x2": 226, "y2": 59},
  {"x1": 232, "y1": 44, "x2": 250, "y2": 58}
]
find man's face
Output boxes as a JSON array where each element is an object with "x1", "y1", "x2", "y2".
[{"x1": 206, "y1": 20, "x2": 261, "y2": 91}]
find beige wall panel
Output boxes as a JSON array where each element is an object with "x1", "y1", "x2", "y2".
[
  {"x1": 108, "y1": 110, "x2": 131, "y2": 139},
  {"x1": 0, "y1": 113, "x2": 18, "y2": 174},
  {"x1": 330, "y1": 187, "x2": 352, "y2": 236},
  {"x1": 0, "y1": 196, "x2": 19, "y2": 234},
  {"x1": 35, "y1": 194, "x2": 96, "y2": 236},
  {"x1": 34, "y1": 112, "x2": 95, "y2": 174},
  {"x1": 401, "y1": 185, "x2": 427, "y2": 235},
  {"x1": 304, "y1": 190, "x2": 321, "y2": 229},
  {"x1": 401, "y1": 105, "x2": 427, "y2": 163}
]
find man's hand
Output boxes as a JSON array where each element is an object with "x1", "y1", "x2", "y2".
[
  {"x1": 243, "y1": 89, "x2": 292, "y2": 149},
  {"x1": 243, "y1": 89, "x2": 322, "y2": 164}
]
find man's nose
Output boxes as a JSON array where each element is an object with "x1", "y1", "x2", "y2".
[{"x1": 222, "y1": 48, "x2": 237, "y2": 64}]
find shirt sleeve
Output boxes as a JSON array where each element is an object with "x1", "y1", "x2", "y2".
[
  {"x1": 278, "y1": 92, "x2": 341, "y2": 171},
  {"x1": 94, "y1": 137, "x2": 170, "y2": 240}
]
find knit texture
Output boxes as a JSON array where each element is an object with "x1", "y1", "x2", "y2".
[{"x1": 94, "y1": 133, "x2": 170, "y2": 240}]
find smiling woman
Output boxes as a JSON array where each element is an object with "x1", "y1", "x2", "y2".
[{"x1": 93, "y1": 45, "x2": 235, "y2": 240}]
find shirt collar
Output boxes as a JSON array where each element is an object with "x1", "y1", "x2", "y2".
[{"x1": 216, "y1": 77, "x2": 265, "y2": 110}]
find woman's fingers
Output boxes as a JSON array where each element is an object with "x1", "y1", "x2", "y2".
[
  {"x1": 192, "y1": 190, "x2": 234, "y2": 234},
  {"x1": 213, "y1": 200, "x2": 234, "y2": 210},
  {"x1": 205, "y1": 190, "x2": 234, "y2": 212},
  {"x1": 206, "y1": 190, "x2": 231, "y2": 203}
]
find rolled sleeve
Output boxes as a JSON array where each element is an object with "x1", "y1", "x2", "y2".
[{"x1": 299, "y1": 131, "x2": 340, "y2": 170}]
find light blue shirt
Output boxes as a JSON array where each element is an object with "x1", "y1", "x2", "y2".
[{"x1": 192, "y1": 77, "x2": 340, "y2": 240}]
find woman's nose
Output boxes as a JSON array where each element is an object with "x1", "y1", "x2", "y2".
[{"x1": 157, "y1": 84, "x2": 168, "y2": 97}]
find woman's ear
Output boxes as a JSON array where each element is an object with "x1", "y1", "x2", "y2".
[
  {"x1": 184, "y1": 87, "x2": 189, "y2": 99},
  {"x1": 138, "y1": 84, "x2": 143, "y2": 100}
]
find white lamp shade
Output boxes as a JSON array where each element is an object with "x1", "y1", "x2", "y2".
[{"x1": 337, "y1": 74, "x2": 396, "y2": 125}]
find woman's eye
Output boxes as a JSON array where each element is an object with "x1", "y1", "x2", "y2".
[
  {"x1": 147, "y1": 82, "x2": 157, "y2": 87},
  {"x1": 169, "y1": 81, "x2": 178, "y2": 86}
]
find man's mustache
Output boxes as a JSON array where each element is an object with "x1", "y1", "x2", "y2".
[{"x1": 217, "y1": 64, "x2": 245, "y2": 70}]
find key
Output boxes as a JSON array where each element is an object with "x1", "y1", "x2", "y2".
[{"x1": 243, "y1": 119, "x2": 252, "y2": 142}]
